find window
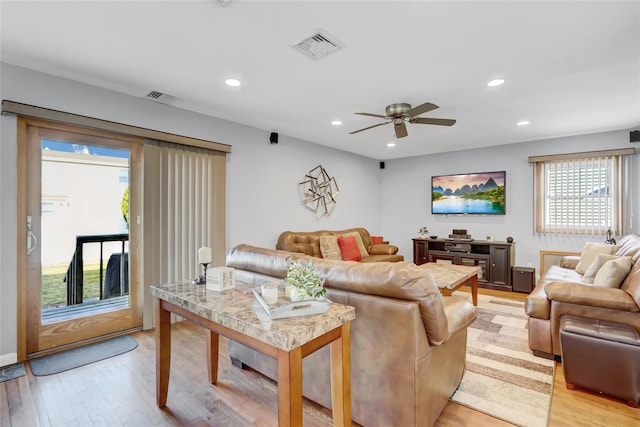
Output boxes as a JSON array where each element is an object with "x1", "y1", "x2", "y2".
[{"x1": 530, "y1": 149, "x2": 634, "y2": 235}]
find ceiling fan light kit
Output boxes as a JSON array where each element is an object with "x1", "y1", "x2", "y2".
[{"x1": 350, "y1": 101, "x2": 456, "y2": 139}]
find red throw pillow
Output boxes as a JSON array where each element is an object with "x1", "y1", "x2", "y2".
[
  {"x1": 371, "y1": 236, "x2": 384, "y2": 245},
  {"x1": 337, "y1": 236, "x2": 363, "y2": 261}
]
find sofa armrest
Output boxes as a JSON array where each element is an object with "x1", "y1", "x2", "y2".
[
  {"x1": 441, "y1": 297, "x2": 476, "y2": 340},
  {"x1": 559, "y1": 256, "x2": 580, "y2": 270},
  {"x1": 368, "y1": 244, "x2": 399, "y2": 255},
  {"x1": 525, "y1": 283, "x2": 551, "y2": 319},
  {"x1": 545, "y1": 281, "x2": 640, "y2": 312}
]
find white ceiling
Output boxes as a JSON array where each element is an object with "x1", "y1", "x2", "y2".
[{"x1": 2, "y1": 1, "x2": 639, "y2": 160}]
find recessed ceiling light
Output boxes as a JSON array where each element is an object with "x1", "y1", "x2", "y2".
[
  {"x1": 225, "y1": 78, "x2": 241, "y2": 87},
  {"x1": 331, "y1": 120, "x2": 342, "y2": 126},
  {"x1": 517, "y1": 120, "x2": 530, "y2": 126},
  {"x1": 386, "y1": 142, "x2": 396, "y2": 148},
  {"x1": 487, "y1": 79, "x2": 505, "y2": 87}
]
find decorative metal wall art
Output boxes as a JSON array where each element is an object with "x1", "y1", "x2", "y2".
[{"x1": 298, "y1": 165, "x2": 339, "y2": 217}]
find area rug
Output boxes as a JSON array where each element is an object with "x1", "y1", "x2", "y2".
[
  {"x1": 450, "y1": 294, "x2": 555, "y2": 427},
  {"x1": 0, "y1": 362, "x2": 26, "y2": 383},
  {"x1": 29, "y1": 335, "x2": 138, "y2": 376}
]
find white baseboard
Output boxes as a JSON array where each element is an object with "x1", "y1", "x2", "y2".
[{"x1": 0, "y1": 352, "x2": 18, "y2": 367}]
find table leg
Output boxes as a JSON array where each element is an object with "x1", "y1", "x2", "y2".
[
  {"x1": 277, "y1": 347, "x2": 303, "y2": 427},
  {"x1": 330, "y1": 323, "x2": 352, "y2": 427},
  {"x1": 155, "y1": 299, "x2": 171, "y2": 407},
  {"x1": 470, "y1": 274, "x2": 478, "y2": 306},
  {"x1": 206, "y1": 330, "x2": 219, "y2": 384}
]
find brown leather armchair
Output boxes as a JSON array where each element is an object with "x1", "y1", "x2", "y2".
[
  {"x1": 526, "y1": 234, "x2": 640, "y2": 358},
  {"x1": 276, "y1": 227, "x2": 404, "y2": 262},
  {"x1": 226, "y1": 244, "x2": 476, "y2": 427}
]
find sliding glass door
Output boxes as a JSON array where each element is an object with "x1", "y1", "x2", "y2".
[{"x1": 19, "y1": 118, "x2": 143, "y2": 355}]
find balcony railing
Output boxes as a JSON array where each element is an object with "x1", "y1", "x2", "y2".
[{"x1": 64, "y1": 233, "x2": 129, "y2": 305}]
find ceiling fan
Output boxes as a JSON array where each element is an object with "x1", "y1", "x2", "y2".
[{"x1": 349, "y1": 101, "x2": 456, "y2": 139}]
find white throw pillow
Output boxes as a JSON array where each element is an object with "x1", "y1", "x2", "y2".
[
  {"x1": 592, "y1": 256, "x2": 632, "y2": 288},
  {"x1": 582, "y1": 254, "x2": 620, "y2": 284},
  {"x1": 319, "y1": 235, "x2": 342, "y2": 260},
  {"x1": 575, "y1": 242, "x2": 618, "y2": 274}
]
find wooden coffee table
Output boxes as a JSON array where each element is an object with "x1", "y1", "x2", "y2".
[{"x1": 419, "y1": 263, "x2": 479, "y2": 306}]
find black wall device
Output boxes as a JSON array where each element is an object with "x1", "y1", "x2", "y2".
[
  {"x1": 270, "y1": 132, "x2": 278, "y2": 144},
  {"x1": 380, "y1": 161, "x2": 385, "y2": 169},
  {"x1": 631, "y1": 130, "x2": 640, "y2": 143}
]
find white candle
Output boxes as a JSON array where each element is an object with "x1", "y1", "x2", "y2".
[
  {"x1": 261, "y1": 283, "x2": 279, "y2": 304},
  {"x1": 198, "y1": 247, "x2": 212, "y2": 264}
]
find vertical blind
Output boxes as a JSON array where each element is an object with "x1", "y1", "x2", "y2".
[
  {"x1": 530, "y1": 149, "x2": 633, "y2": 236},
  {"x1": 143, "y1": 139, "x2": 226, "y2": 325}
]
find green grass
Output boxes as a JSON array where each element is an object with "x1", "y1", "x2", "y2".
[{"x1": 42, "y1": 264, "x2": 102, "y2": 308}]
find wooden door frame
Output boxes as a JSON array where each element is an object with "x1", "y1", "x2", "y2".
[{"x1": 16, "y1": 117, "x2": 144, "y2": 359}]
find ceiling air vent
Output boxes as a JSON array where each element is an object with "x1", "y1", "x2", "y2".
[
  {"x1": 143, "y1": 90, "x2": 176, "y2": 104},
  {"x1": 293, "y1": 30, "x2": 342, "y2": 60}
]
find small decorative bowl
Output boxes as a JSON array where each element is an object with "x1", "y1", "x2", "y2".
[{"x1": 430, "y1": 235, "x2": 438, "y2": 239}]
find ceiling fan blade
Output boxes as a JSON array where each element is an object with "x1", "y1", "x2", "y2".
[
  {"x1": 394, "y1": 122, "x2": 408, "y2": 138},
  {"x1": 409, "y1": 117, "x2": 457, "y2": 126},
  {"x1": 349, "y1": 121, "x2": 390, "y2": 135},
  {"x1": 406, "y1": 102, "x2": 439, "y2": 117},
  {"x1": 355, "y1": 112, "x2": 388, "y2": 119}
]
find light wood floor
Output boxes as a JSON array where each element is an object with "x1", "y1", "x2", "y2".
[{"x1": 2, "y1": 288, "x2": 639, "y2": 426}]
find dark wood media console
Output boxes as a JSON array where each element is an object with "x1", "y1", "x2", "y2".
[{"x1": 413, "y1": 238, "x2": 515, "y2": 291}]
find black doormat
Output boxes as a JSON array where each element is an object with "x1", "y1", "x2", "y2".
[
  {"x1": 0, "y1": 362, "x2": 26, "y2": 383},
  {"x1": 29, "y1": 335, "x2": 138, "y2": 376}
]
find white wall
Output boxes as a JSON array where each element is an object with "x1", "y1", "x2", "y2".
[
  {"x1": 0, "y1": 63, "x2": 381, "y2": 362},
  {"x1": 382, "y1": 131, "x2": 639, "y2": 267},
  {"x1": 1, "y1": 63, "x2": 638, "y2": 364}
]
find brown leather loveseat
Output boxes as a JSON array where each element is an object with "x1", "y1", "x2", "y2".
[
  {"x1": 226, "y1": 244, "x2": 476, "y2": 427},
  {"x1": 276, "y1": 227, "x2": 404, "y2": 262},
  {"x1": 526, "y1": 234, "x2": 640, "y2": 358}
]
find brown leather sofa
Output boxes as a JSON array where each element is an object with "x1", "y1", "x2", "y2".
[
  {"x1": 276, "y1": 227, "x2": 404, "y2": 262},
  {"x1": 526, "y1": 234, "x2": 640, "y2": 358},
  {"x1": 226, "y1": 244, "x2": 476, "y2": 427}
]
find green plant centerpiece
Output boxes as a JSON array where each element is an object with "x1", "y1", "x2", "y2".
[{"x1": 285, "y1": 260, "x2": 327, "y2": 301}]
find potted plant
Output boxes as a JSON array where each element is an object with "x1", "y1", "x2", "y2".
[
  {"x1": 285, "y1": 260, "x2": 327, "y2": 301},
  {"x1": 419, "y1": 226, "x2": 429, "y2": 238}
]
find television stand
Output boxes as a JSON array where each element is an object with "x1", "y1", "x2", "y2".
[{"x1": 412, "y1": 238, "x2": 515, "y2": 291}]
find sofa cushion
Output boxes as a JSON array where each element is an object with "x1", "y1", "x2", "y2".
[
  {"x1": 358, "y1": 254, "x2": 405, "y2": 262},
  {"x1": 545, "y1": 281, "x2": 640, "y2": 312},
  {"x1": 306, "y1": 258, "x2": 450, "y2": 345},
  {"x1": 226, "y1": 244, "x2": 292, "y2": 278},
  {"x1": 615, "y1": 234, "x2": 640, "y2": 264},
  {"x1": 583, "y1": 254, "x2": 620, "y2": 284},
  {"x1": 575, "y1": 242, "x2": 619, "y2": 274},
  {"x1": 593, "y1": 256, "x2": 633, "y2": 288},
  {"x1": 337, "y1": 236, "x2": 362, "y2": 261},
  {"x1": 371, "y1": 236, "x2": 384, "y2": 245},
  {"x1": 319, "y1": 235, "x2": 342, "y2": 260},
  {"x1": 342, "y1": 231, "x2": 368, "y2": 258},
  {"x1": 621, "y1": 261, "x2": 640, "y2": 309}
]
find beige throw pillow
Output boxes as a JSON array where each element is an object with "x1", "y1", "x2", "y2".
[
  {"x1": 582, "y1": 254, "x2": 620, "y2": 284},
  {"x1": 319, "y1": 235, "x2": 342, "y2": 260},
  {"x1": 575, "y1": 242, "x2": 618, "y2": 274},
  {"x1": 342, "y1": 231, "x2": 369, "y2": 258},
  {"x1": 592, "y1": 256, "x2": 632, "y2": 288}
]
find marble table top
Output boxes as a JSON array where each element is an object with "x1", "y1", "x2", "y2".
[
  {"x1": 419, "y1": 262, "x2": 480, "y2": 289},
  {"x1": 150, "y1": 281, "x2": 355, "y2": 351}
]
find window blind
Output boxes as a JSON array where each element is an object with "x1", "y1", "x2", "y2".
[
  {"x1": 532, "y1": 150, "x2": 633, "y2": 236},
  {"x1": 142, "y1": 139, "x2": 226, "y2": 327}
]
